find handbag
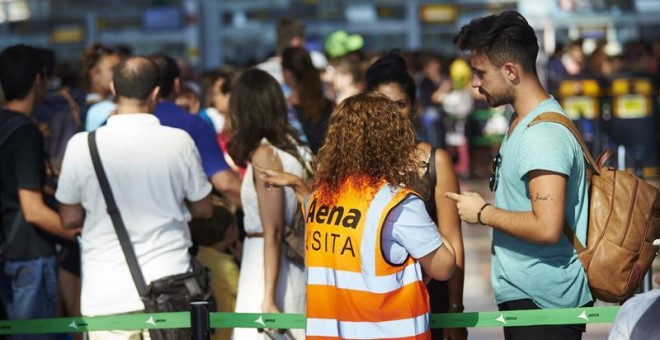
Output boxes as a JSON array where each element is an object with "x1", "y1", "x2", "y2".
[
  {"x1": 88, "y1": 131, "x2": 214, "y2": 340},
  {"x1": 284, "y1": 148, "x2": 314, "y2": 267},
  {"x1": 283, "y1": 205, "x2": 306, "y2": 267}
]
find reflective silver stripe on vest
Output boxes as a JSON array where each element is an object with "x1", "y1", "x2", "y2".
[
  {"x1": 306, "y1": 313, "x2": 429, "y2": 338},
  {"x1": 307, "y1": 262, "x2": 423, "y2": 293}
]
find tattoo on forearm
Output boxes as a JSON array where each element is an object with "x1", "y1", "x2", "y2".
[{"x1": 533, "y1": 192, "x2": 553, "y2": 202}]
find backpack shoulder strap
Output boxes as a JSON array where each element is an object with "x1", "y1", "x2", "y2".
[
  {"x1": 58, "y1": 89, "x2": 82, "y2": 130},
  {"x1": 528, "y1": 112, "x2": 590, "y2": 255},
  {"x1": 563, "y1": 223, "x2": 587, "y2": 254},
  {"x1": 528, "y1": 112, "x2": 601, "y2": 175},
  {"x1": 0, "y1": 114, "x2": 31, "y2": 149}
]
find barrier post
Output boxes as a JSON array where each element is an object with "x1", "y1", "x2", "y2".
[{"x1": 190, "y1": 301, "x2": 210, "y2": 340}]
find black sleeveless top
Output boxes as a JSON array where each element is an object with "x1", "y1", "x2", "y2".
[{"x1": 422, "y1": 147, "x2": 438, "y2": 223}]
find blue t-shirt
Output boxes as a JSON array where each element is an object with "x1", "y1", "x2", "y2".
[
  {"x1": 155, "y1": 101, "x2": 229, "y2": 178},
  {"x1": 85, "y1": 100, "x2": 116, "y2": 131},
  {"x1": 492, "y1": 97, "x2": 592, "y2": 309}
]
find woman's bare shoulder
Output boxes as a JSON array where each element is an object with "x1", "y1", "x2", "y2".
[{"x1": 251, "y1": 144, "x2": 283, "y2": 171}]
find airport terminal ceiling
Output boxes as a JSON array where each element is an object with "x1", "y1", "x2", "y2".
[{"x1": 0, "y1": 0, "x2": 658, "y2": 68}]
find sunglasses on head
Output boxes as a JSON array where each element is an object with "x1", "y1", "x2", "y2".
[{"x1": 489, "y1": 152, "x2": 501, "y2": 192}]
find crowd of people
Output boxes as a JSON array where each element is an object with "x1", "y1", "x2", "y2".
[{"x1": 0, "y1": 9, "x2": 658, "y2": 340}]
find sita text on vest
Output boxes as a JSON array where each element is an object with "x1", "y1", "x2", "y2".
[{"x1": 305, "y1": 198, "x2": 359, "y2": 257}]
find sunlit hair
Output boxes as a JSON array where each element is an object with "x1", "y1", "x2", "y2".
[
  {"x1": 79, "y1": 43, "x2": 116, "y2": 92},
  {"x1": 313, "y1": 92, "x2": 427, "y2": 204}
]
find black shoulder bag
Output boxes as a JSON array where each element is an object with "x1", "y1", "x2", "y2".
[{"x1": 88, "y1": 131, "x2": 214, "y2": 340}]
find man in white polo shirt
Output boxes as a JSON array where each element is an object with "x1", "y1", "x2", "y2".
[{"x1": 56, "y1": 56, "x2": 212, "y2": 340}]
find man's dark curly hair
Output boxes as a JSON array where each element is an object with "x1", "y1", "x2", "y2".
[{"x1": 453, "y1": 10, "x2": 539, "y2": 74}]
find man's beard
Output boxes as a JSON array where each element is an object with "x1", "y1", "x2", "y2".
[{"x1": 480, "y1": 87, "x2": 512, "y2": 108}]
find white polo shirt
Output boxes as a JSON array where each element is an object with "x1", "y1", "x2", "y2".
[{"x1": 56, "y1": 113, "x2": 212, "y2": 316}]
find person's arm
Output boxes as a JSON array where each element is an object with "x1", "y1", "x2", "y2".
[
  {"x1": 253, "y1": 164, "x2": 310, "y2": 203},
  {"x1": 446, "y1": 169, "x2": 566, "y2": 244},
  {"x1": 433, "y1": 149, "x2": 467, "y2": 339},
  {"x1": 252, "y1": 145, "x2": 285, "y2": 313},
  {"x1": 433, "y1": 149, "x2": 466, "y2": 306},
  {"x1": 430, "y1": 80, "x2": 452, "y2": 104},
  {"x1": 417, "y1": 240, "x2": 455, "y2": 281},
  {"x1": 210, "y1": 170, "x2": 242, "y2": 208},
  {"x1": 19, "y1": 189, "x2": 80, "y2": 240},
  {"x1": 59, "y1": 203, "x2": 85, "y2": 231},
  {"x1": 186, "y1": 193, "x2": 213, "y2": 219},
  {"x1": 393, "y1": 196, "x2": 456, "y2": 281}
]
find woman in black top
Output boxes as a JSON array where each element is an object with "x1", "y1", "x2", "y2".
[{"x1": 365, "y1": 52, "x2": 467, "y2": 340}]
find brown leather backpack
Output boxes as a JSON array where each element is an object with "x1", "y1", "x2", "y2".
[{"x1": 529, "y1": 112, "x2": 660, "y2": 303}]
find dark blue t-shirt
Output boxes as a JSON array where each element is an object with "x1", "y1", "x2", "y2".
[{"x1": 155, "y1": 101, "x2": 229, "y2": 178}]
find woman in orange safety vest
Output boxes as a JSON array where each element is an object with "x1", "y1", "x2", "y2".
[{"x1": 302, "y1": 92, "x2": 456, "y2": 339}]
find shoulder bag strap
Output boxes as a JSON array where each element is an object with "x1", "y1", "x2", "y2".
[
  {"x1": 290, "y1": 146, "x2": 314, "y2": 180},
  {"x1": 59, "y1": 88, "x2": 82, "y2": 130},
  {"x1": 527, "y1": 112, "x2": 591, "y2": 255},
  {"x1": 88, "y1": 131, "x2": 149, "y2": 297}
]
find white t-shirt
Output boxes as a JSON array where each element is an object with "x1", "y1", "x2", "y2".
[
  {"x1": 256, "y1": 56, "x2": 283, "y2": 85},
  {"x1": 56, "y1": 114, "x2": 212, "y2": 316},
  {"x1": 608, "y1": 289, "x2": 660, "y2": 340}
]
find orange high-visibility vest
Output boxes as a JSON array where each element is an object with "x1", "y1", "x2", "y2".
[{"x1": 304, "y1": 179, "x2": 431, "y2": 340}]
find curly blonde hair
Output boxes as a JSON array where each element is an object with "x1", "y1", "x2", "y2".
[{"x1": 313, "y1": 92, "x2": 426, "y2": 204}]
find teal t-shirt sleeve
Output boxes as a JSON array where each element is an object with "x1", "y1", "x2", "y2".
[{"x1": 517, "y1": 123, "x2": 575, "y2": 179}]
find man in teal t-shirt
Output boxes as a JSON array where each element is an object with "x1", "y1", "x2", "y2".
[{"x1": 447, "y1": 10, "x2": 593, "y2": 340}]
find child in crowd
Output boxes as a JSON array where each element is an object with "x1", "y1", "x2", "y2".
[
  {"x1": 189, "y1": 198, "x2": 241, "y2": 340},
  {"x1": 175, "y1": 86, "x2": 202, "y2": 115}
]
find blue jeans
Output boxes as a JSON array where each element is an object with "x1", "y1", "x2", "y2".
[{"x1": 0, "y1": 255, "x2": 58, "y2": 340}]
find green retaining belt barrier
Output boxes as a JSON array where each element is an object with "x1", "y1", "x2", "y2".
[{"x1": 0, "y1": 307, "x2": 620, "y2": 335}]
